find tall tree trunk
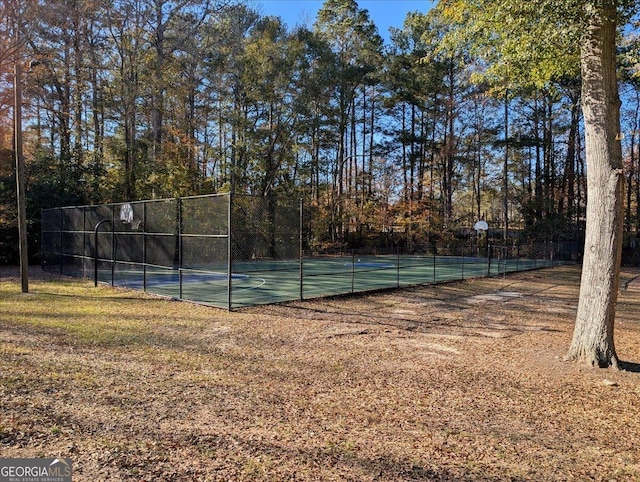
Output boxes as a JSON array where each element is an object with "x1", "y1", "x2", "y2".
[
  {"x1": 565, "y1": 0, "x2": 623, "y2": 368},
  {"x1": 635, "y1": 127, "x2": 640, "y2": 235},
  {"x1": 368, "y1": 86, "x2": 375, "y2": 198},
  {"x1": 418, "y1": 109, "x2": 426, "y2": 202},
  {"x1": 59, "y1": 45, "x2": 72, "y2": 166},
  {"x1": 543, "y1": 98, "x2": 555, "y2": 223},
  {"x1": 401, "y1": 103, "x2": 408, "y2": 203},
  {"x1": 627, "y1": 131, "x2": 634, "y2": 235},
  {"x1": 503, "y1": 88, "x2": 509, "y2": 242},
  {"x1": 410, "y1": 103, "x2": 416, "y2": 207},
  {"x1": 89, "y1": 51, "x2": 104, "y2": 203},
  {"x1": 534, "y1": 94, "x2": 543, "y2": 223},
  {"x1": 475, "y1": 128, "x2": 482, "y2": 220},
  {"x1": 628, "y1": 91, "x2": 640, "y2": 236},
  {"x1": 151, "y1": 0, "x2": 166, "y2": 162},
  {"x1": 561, "y1": 94, "x2": 579, "y2": 221}
]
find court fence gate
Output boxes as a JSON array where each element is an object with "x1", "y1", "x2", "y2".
[{"x1": 41, "y1": 193, "x2": 577, "y2": 310}]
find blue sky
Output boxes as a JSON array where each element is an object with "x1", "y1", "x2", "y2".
[{"x1": 252, "y1": 0, "x2": 431, "y2": 43}]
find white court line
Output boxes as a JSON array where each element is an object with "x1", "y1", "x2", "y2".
[{"x1": 233, "y1": 277, "x2": 266, "y2": 293}]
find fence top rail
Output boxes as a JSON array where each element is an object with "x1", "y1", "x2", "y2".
[{"x1": 41, "y1": 192, "x2": 232, "y2": 213}]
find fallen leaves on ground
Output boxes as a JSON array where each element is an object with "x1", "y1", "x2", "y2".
[{"x1": 1, "y1": 265, "x2": 639, "y2": 481}]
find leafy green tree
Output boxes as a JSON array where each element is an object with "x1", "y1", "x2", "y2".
[
  {"x1": 105, "y1": 0, "x2": 150, "y2": 200},
  {"x1": 287, "y1": 26, "x2": 338, "y2": 206},
  {"x1": 26, "y1": 0, "x2": 101, "y2": 187},
  {"x1": 439, "y1": 0, "x2": 636, "y2": 368},
  {"x1": 202, "y1": 4, "x2": 262, "y2": 195},
  {"x1": 619, "y1": 35, "x2": 640, "y2": 242},
  {"x1": 386, "y1": 12, "x2": 445, "y2": 245},
  {"x1": 314, "y1": 0, "x2": 383, "y2": 243},
  {"x1": 240, "y1": 16, "x2": 299, "y2": 196},
  {"x1": 3, "y1": 0, "x2": 627, "y2": 278}
]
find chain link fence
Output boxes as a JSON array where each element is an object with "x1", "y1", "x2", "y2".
[{"x1": 42, "y1": 194, "x2": 579, "y2": 309}]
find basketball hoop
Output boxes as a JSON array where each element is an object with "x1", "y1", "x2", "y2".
[
  {"x1": 474, "y1": 220, "x2": 489, "y2": 233},
  {"x1": 120, "y1": 203, "x2": 134, "y2": 224}
]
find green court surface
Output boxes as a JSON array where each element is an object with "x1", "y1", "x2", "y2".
[{"x1": 98, "y1": 255, "x2": 558, "y2": 309}]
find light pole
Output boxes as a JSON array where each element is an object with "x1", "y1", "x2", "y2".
[{"x1": 13, "y1": 0, "x2": 28, "y2": 293}]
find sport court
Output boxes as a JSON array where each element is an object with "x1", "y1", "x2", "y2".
[{"x1": 41, "y1": 194, "x2": 572, "y2": 310}]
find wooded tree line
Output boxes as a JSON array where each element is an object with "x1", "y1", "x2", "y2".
[{"x1": 2, "y1": 0, "x2": 640, "y2": 262}]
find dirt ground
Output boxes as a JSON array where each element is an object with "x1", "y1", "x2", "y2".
[{"x1": 1, "y1": 265, "x2": 640, "y2": 481}]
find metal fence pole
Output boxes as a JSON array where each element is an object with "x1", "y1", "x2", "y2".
[
  {"x1": 93, "y1": 218, "x2": 111, "y2": 287},
  {"x1": 143, "y1": 202, "x2": 147, "y2": 291},
  {"x1": 111, "y1": 206, "x2": 115, "y2": 286},
  {"x1": 82, "y1": 208, "x2": 86, "y2": 277},
  {"x1": 227, "y1": 193, "x2": 233, "y2": 311},
  {"x1": 299, "y1": 198, "x2": 304, "y2": 301},
  {"x1": 59, "y1": 209, "x2": 63, "y2": 275},
  {"x1": 396, "y1": 247, "x2": 400, "y2": 288},
  {"x1": 178, "y1": 197, "x2": 183, "y2": 300},
  {"x1": 351, "y1": 250, "x2": 355, "y2": 293},
  {"x1": 433, "y1": 248, "x2": 437, "y2": 283}
]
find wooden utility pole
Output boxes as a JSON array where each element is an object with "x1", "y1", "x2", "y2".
[{"x1": 13, "y1": 0, "x2": 28, "y2": 293}]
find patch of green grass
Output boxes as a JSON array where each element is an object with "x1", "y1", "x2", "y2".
[
  {"x1": 241, "y1": 454, "x2": 276, "y2": 479},
  {"x1": 323, "y1": 438, "x2": 358, "y2": 458},
  {"x1": 0, "y1": 277, "x2": 216, "y2": 349}
]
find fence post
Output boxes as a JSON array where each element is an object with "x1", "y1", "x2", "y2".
[
  {"x1": 433, "y1": 247, "x2": 437, "y2": 283},
  {"x1": 351, "y1": 250, "x2": 355, "y2": 293},
  {"x1": 396, "y1": 247, "x2": 400, "y2": 288},
  {"x1": 59, "y1": 209, "x2": 63, "y2": 275},
  {"x1": 178, "y1": 197, "x2": 183, "y2": 300},
  {"x1": 227, "y1": 193, "x2": 233, "y2": 311},
  {"x1": 111, "y1": 206, "x2": 115, "y2": 286},
  {"x1": 82, "y1": 208, "x2": 86, "y2": 278},
  {"x1": 93, "y1": 218, "x2": 111, "y2": 287},
  {"x1": 143, "y1": 202, "x2": 147, "y2": 291},
  {"x1": 299, "y1": 198, "x2": 304, "y2": 301}
]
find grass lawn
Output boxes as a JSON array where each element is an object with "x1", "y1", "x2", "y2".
[{"x1": 1, "y1": 265, "x2": 640, "y2": 481}]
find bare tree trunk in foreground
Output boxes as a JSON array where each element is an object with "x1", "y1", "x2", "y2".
[{"x1": 565, "y1": 0, "x2": 623, "y2": 368}]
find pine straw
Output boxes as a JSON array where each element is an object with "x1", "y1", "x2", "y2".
[{"x1": 1, "y1": 265, "x2": 639, "y2": 481}]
